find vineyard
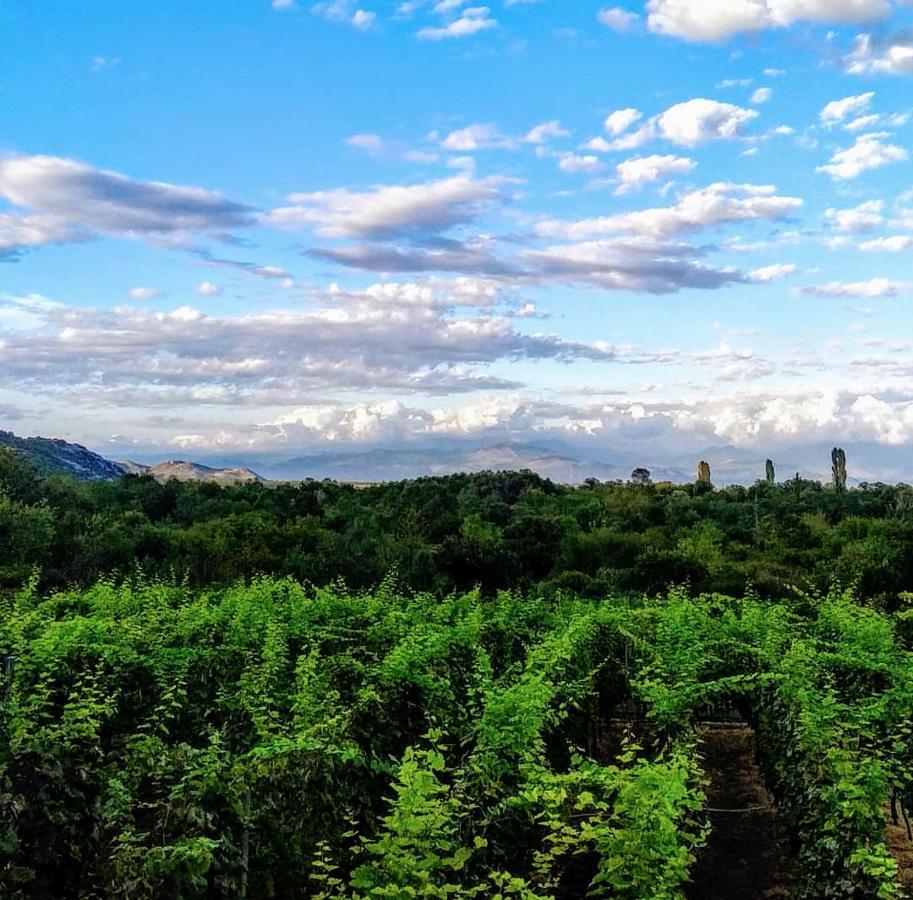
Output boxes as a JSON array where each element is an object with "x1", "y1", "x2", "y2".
[{"x1": 2, "y1": 576, "x2": 913, "y2": 898}]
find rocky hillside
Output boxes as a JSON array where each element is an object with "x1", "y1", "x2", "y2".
[
  {"x1": 0, "y1": 430, "x2": 126, "y2": 481},
  {"x1": 0, "y1": 431, "x2": 266, "y2": 484},
  {"x1": 123, "y1": 460, "x2": 264, "y2": 485}
]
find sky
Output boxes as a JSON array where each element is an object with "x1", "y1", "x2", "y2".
[{"x1": 4, "y1": 0, "x2": 913, "y2": 467}]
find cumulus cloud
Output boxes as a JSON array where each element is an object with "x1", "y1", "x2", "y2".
[
  {"x1": 656, "y1": 99, "x2": 758, "y2": 147},
  {"x1": 846, "y1": 32, "x2": 913, "y2": 76},
  {"x1": 345, "y1": 133, "x2": 385, "y2": 153},
  {"x1": 417, "y1": 6, "x2": 496, "y2": 39},
  {"x1": 801, "y1": 276, "x2": 907, "y2": 297},
  {"x1": 614, "y1": 154, "x2": 696, "y2": 194},
  {"x1": 750, "y1": 262, "x2": 796, "y2": 282},
  {"x1": 129, "y1": 287, "x2": 161, "y2": 301},
  {"x1": 557, "y1": 153, "x2": 603, "y2": 173},
  {"x1": 310, "y1": 239, "x2": 521, "y2": 276},
  {"x1": 522, "y1": 237, "x2": 746, "y2": 293},
  {"x1": 435, "y1": 119, "x2": 569, "y2": 152},
  {"x1": 523, "y1": 120, "x2": 570, "y2": 144},
  {"x1": 266, "y1": 175, "x2": 507, "y2": 238},
  {"x1": 311, "y1": 1, "x2": 377, "y2": 29},
  {"x1": 536, "y1": 182, "x2": 802, "y2": 239},
  {"x1": 0, "y1": 280, "x2": 629, "y2": 410},
  {"x1": 439, "y1": 123, "x2": 516, "y2": 151},
  {"x1": 590, "y1": 99, "x2": 758, "y2": 152},
  {"x1": 0, "y1": 212, "x2": 83, "y2": 258},
  {"x1": 820, "y1": 92, "x2": 874, "y2": 125},
  {"x1": 859, "y1": 235, "x2": 913, "y2": 251},
  {"x1": 172, "y1": 385, "x2": 913, "y2": 460},
  {"x1": 825, "y1": 199, "x2": 884, "y2": 232},
  {"x1": 604, "y1": 108, "x2": 643, "y2": 136},
  {"x1": 597, "y1": 7, "x2": 640, "y2": 31},
  {"x1": 646, "y1": 0, "x2": 890, "y2": 43},
  {"x1": 816, "y1": 133, "x2": 908, "y2": 180},
  {"x1": 0, "y1": 154, "x2": 255, "y2": 256}
]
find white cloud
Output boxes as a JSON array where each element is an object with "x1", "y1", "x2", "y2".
[
  {"x1": 614, "y1": 154, "x2": 696, "y2": 194},
  {"x1": 656, "y1": 99, "x2": 758, "y2": 147},
  {"x1": 597, "y1": 7, "x2": 640, "y2": 31},
  {"x1": 346, "y1": 133, "x2": 384, "y2": 152},
  {"x1": 590, "y1": 99, "x2": 757, "y2": 153},
  {"x1": 604, "y1": 108, "x2": 643, "y2": 136},
  {"x1": 859, "y1": 235, "x2": 913, "y2": 251},
  {"x1": 0, "y1": 279, "x2": 628, "y2": 410},
  {"x1": 312, "y1": 1, "x2": 377, "y2": 29},
  {"x1": 846, "y1": 33, "x2": 913, "y2": 76},
  {"x1": 801, "y1": 277, "x2": 906, "y2": 297},
  {"x1": 352, "y1": 9, "x2": 376, "y2": 28},
  {"x1": 129, "y1": 287, "x2": 160, "y2": 301},
  {"x1": 844, "y1": 113, "x2": 881, "y2": 132},
  {"x1": 440, "y1": 123, "x2": 516, "y2": 150},
  {"x1": 522, "y1": 236, "x2": 746, "y2": 293},
  {"x1": 537, "y1": 182, "x2": 802, "y2": 239},
  {"x1": 0, "y1": 212, "x2": 82, "y2": 258},
  {"x1": 646, "y1": 0, "x2": 890, "y2": 43},
  {"x1": 816, "y1": 133, "x2": 908, "y2": 180},
  {"x1": 751, "y1": 87, "x2": 772, "y2": 104},
  {"x1": 0, "y1": 154, "x2": 254, "y2": 256},
  {"x1": 820, "y1": 91, "x2": 874, "y2": 125},
  {"x1": 197, "y1": 281, "x2": 221, "y2": 296},
  {"x1": 825, "y1": 199, "x2": 884, "y2": 231},
  {"x1": 557, "y1": 153, "x2": 603, "y2": 173},
  {"x1": 750, "y1": 263, "x2": 796, "y2": 281},
  {"x1": 90, "y1": 56, "x2": 121, "y2": 73},
  {"x1": 193, "y1": 385, "x2": 913, "y2": 459},
  {"x1": 266, "y1": 175, "x2": 506, "y2": 238},
  {"x1": 417, "y1": 6, "x2": 496, "y2": 39},
  {"x1": 523, "y1": 120, "x2": 570, "y2": 144}
]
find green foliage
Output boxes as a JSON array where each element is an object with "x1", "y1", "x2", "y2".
[
  {"x1": 6, "y1": 466, "x2": 913, "y2": 604},
  {"x1": 1, "y1": 577, "x2": 911, "y2": 898}
]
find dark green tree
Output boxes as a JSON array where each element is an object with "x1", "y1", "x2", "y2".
[{"x1": 832, "y1": 447, "x2": 847, "y2": 493}]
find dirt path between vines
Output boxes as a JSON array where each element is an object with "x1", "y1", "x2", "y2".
[
  {"x1": 687, "y1": 724, "x2": 792, "y2": 900},
  {"x1": 886, "y1": 809, "x2": 913, "y2": 895}
]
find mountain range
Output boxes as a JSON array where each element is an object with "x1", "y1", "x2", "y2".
[
  {"x1": 2, "y1": 429, "x2": 908, "y2": 487},
  {"x1": 119, "y1": 460, "x2": 264, "y2": 485},
  {"x1": 0, "y1": 430, "x2": 126, "y2": 481}
]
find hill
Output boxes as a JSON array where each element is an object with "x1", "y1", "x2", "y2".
[
  {"x1": 122, "y1": 460, "x2": 264, "y2": 485},
  {"x1": 0, "y1": 430, "x2": 125, "y2": 481},
  {"x1": 0, "y1": 430, "x2": 266, "y2": 484}
]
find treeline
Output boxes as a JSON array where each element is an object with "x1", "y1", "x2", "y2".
[{"x1": 3, "y1": 447, "x2": 913, "y2": 601}]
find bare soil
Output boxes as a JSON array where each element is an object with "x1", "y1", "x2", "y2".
[
  {"x1": 886, "y1": 807, "x2": 913, "y2": 896},
  {"x1": 686, "y1": 724, "x2": 793, "y2": 900}
]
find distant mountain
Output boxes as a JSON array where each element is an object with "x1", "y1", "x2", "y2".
[
  {"x1": 0, "y1": 430, "x2": 267, "y2": 485},
  {"x1": 0, "y1": 430, "x2": 125, "y2": 481},
  {"x1": 260, "y1": 441, "x2": 691, "y2": 484},
  {"x1": 4, "y1": 427, "x2": 907, "y2": 487},
  {"x1": 121, "y1": 460, "x2": 265, "y2": 485}
]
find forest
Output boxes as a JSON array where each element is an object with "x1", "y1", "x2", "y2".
[
  {"x1": 2, "y1": 447, "x2": 913, "y2": 603},
  {"x1": 3, "y1": 449, "x2": 913, "y2": 897}
]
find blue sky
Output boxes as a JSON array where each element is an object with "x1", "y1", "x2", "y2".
[{"x1": 3, "y1": 0, "x2": 913, "y2": 465}]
